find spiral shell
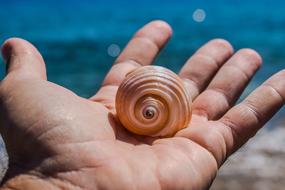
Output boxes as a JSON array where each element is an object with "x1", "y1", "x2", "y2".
[{"x1": 115, "y1": 66, "x2": 192, "y2": 137}]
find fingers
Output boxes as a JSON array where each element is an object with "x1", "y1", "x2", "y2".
[
  {"x1": 179, "y1": 39, "x2": 233, "y2": 100},
  {"x1": 193, "y1": 49, "x2": 262, "y2": 120},
  {"x1": 91, "y1": 21, "x2": 172, "y2": 105},
  {"x1": 102, "y1": 20, "x2": 172, "y2": 86},
  {"x1": 1, "y1": 38, "x2": 47, "y2": 80},
  {"x1": 219, "y1": 69, "x2": 285, "y2": 153}
]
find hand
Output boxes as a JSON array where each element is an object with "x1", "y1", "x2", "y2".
[{"x1": 0, "y1": 21, "x2": 284, "y2": 190}]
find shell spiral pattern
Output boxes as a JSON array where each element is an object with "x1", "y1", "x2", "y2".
[{"x1": 115, "y1": 66, "x2": 192, "y2": 137}]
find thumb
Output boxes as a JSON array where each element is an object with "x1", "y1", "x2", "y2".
[{"x1": 1, "y1": 38, "x2": 47, "y2": 80}]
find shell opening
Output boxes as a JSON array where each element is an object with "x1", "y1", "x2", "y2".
[{"x1": 143, "y1": 106, "x2": 156, "y2": 119}]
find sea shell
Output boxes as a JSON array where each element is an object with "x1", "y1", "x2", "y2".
[{"x1": 115, "y1": 65, "x2": 192, "y2": 137}]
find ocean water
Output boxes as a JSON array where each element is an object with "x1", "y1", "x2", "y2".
[{"x1": 0, "y1": 0, "x2": 285, "y2": 124}]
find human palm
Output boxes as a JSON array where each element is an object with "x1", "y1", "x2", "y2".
[{"x1": 0, "y1": 21, "x2": 285, "y2": 190}]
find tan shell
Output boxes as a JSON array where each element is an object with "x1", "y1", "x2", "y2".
[{"x1": 115, "y1": 66, "x2": 192, "y2": 137}]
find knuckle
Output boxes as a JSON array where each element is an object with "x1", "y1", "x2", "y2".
[
  {"x1": 133, "y1": 36, "x2": 158, "y2": 49},
  {"x1": 264, "y1": 84, "x2": 285, "y2": 103},
  {"x1": 243, "y1": 99, "x2": 263, "y2": 123}
]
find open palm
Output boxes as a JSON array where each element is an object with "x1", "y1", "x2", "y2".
[{"x1": 0, "y1": 21, "x2": 285, "y2": 190}]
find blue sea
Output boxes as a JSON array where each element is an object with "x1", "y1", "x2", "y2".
[{"x1": 0, "y1": 0, "x2": 285, "y2": 125}]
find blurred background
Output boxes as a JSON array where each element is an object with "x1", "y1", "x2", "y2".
[{"x1": 0, "y1": 0, "x2": 285, "y2": 189}]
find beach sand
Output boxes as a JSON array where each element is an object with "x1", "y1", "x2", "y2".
[{"x1": 211, "y1": 120, "x2": 285, "y2": 190}]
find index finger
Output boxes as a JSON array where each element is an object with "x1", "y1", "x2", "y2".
[
  {"x1": 103, "y1": 20, "x2": 172, "y2": 86},
  {"x1": 91, "y1": 21, "x2": 172, "y2": 105}
]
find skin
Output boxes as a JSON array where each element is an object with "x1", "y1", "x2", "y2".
[{"x1": 0, "y1": 20, "x2": 284, "y2": 190}]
